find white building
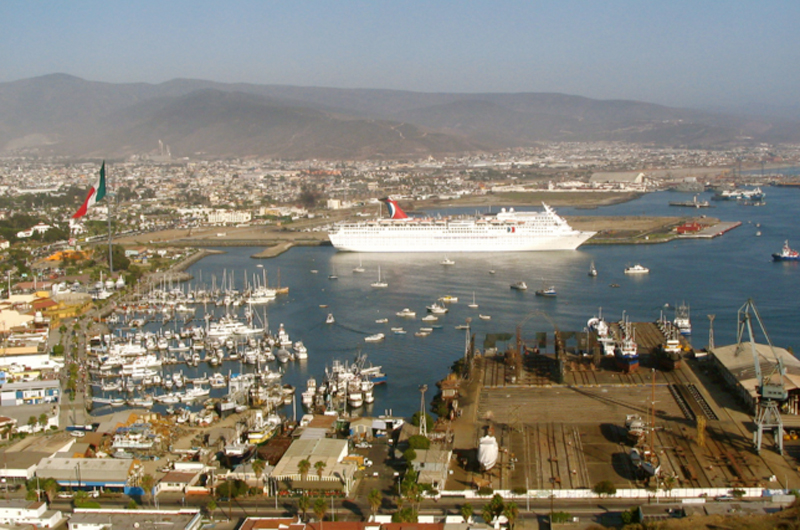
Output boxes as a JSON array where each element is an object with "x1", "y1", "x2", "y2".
[
  {"x1": 68, "y1": 508, "x2": 202, "y2": 530},
  {"x1": 0, "y1": 499, "x2": 63, "y2": 528},
  {"x1": 206, "y1": 209, "x2": 252, "y2": 225}
]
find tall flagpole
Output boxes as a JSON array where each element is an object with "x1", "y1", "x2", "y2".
[{"x1": 107, "y1": 164, "x2": 113, "y2": 276}]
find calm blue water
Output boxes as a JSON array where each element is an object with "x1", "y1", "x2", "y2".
[{"x1": 120, "y1": 186, "x2": 800, "y2": 419}]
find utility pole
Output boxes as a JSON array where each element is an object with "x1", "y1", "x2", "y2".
[
  {"x1": 707, "y1": 314, "x2": 715, "y2": 350},
  {"x1": 419, "y1": 384, "x2": 428, "y2": 438}
]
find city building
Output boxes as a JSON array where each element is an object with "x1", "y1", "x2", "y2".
[
  {"x1": 68, "y1": 508, "x2": 202, "y2": 530},
  {"x1": 35, "y1": 457, "x2": 137, "y2": 491},
  {"x1": 0, "y1": 499, "x2": 63, "y2": 528}
]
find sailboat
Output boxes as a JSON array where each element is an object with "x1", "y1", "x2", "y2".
[
  {"x1": 353, "y1": 257, "x2": 365, "y2": 273},
  {"x1": 468, "y1": 292, "x2": 479, "y2": 309},
  {"x1": 371, "y1": 266, "x2": 388, "y2": 288},
  {"x1": 588, "y1": 261, "x2": 598, "y2": 277}
]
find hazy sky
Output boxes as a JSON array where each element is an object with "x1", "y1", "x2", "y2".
[{"x1": 2, "y1": 1, "x2": 798, "y2": 109}]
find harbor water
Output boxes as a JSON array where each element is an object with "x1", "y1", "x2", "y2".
[{"x1": 100, "y1": 185, "x2": 800, "y2": 419}]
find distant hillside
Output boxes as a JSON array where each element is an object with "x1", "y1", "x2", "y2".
[{"x1": 1, "y1": 74, "x2": 798, "y2": 158}]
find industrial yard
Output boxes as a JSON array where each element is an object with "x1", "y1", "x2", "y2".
[{"x1": 445, "y1": 321, "x2": 800, "y2": 498}]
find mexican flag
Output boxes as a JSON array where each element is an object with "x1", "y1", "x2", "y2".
[{"x1": 73, "y1": 162, "x2": 107, "y2": 219}]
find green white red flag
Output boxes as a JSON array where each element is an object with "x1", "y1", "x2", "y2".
[{"x1": 73, "y1": 162, "x2": 107, "y2": 219}]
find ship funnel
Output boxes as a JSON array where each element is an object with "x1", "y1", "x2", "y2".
[{"x1": 381, "y1": 198, "x2": 408, "y2": 219}]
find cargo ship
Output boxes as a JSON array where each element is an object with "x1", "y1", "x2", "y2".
[{"x1": 328, "y1": 198, "x2": 595, "y2": 252}]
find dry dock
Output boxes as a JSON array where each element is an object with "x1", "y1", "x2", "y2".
[{"x1": 445, "y1": 322, "x2": 800, "y2": 497}]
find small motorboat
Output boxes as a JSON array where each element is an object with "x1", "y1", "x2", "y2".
[{"x1": 624, "y1": 264, "x2": 650, "y2": 274}]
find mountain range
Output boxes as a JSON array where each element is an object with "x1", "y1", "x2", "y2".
[{"x1": 1, "y1": 73, "x2": 798, "y2": 159}]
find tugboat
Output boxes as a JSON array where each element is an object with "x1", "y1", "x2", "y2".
[{"x1": 773, "y1": 240, "x2": 800, "y2": 261}]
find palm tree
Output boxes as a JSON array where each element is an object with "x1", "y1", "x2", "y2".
[
  {"x1": 140, "y1": 473, "x2": 155, "y2": 506},
  {"x1": 313, "y1": 497, "x2": 328, "y2": 523},
  {"x1": 297, "y1": 494, "x2": 311, "y2": 521},
  {"x1": 460, "y1": 502, "x2": 474, "y2": 523},
  {"x1": 368, "y1": 488, "x2": 382, "y2": 519},
  {"x1": 38, "y1": 413, "x2": 48, "y2": 431},
  {"x1": 503, "y1": 501, "x2": 519, "y2": 530},
  {"x1": 73, "y1": 489, "x2": 88, "y2": 507},
  {"x1": 42, "y1": 478, "x2": 60, "y2": 504},
  {"x1": 298, "y1": 458, "x2": 311, "y2": 481},
  {"x1": 481, "y1": 503, "x2": 495, "y2": 526},
  {"x1": 314, "y1": 460, "x2": 326, "y2": 481},
  {"x1": 251, "y1": 459, "x2": 266, "y2": 486},
  {"x1": 206, "y1": 499, "x2": 217, "y2": 521}
]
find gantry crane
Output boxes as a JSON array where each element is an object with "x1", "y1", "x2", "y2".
[{"x1": 736, "y1": 299, "x2": 788, "y2": 454}]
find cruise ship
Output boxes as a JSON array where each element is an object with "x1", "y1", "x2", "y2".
[{"x1": 328, "y1": 198, "x2": 595, "y2": 252}]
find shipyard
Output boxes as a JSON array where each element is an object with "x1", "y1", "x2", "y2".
[{"x1": 440, "y1": 306, "x2": 800, "y2": 500}]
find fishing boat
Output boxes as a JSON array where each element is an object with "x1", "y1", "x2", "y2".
[
  {"x1": 624, "y1": 264, "x2": 649, "y2": 275},
  {"x1": 653, "y1": 328, "x2": 683, "y2": 371},
  {"x1": 773, "y1": 240, "x2": 800, "y2": 261},
  {"x1": 535, "y1": 284, "x2": 557, "y2": 297},
  {"x1": 426, "y1": 302, "x2": 448, "y2": 314},
  {"x1": 614, "y1": 319, "x2": 639, "y2": 373},
  {"x1": 510, "y1": 281, "x2": 528, "y2": 291},
  {"x1": 673, "y1": 302, "x2": 691, "y2": 335}
]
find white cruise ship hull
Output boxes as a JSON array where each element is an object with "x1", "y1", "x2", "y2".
[
  {"x1": 329, "y1": 230, "x2": 593, "y2": 252},
  {"x1": 328, "y1": 203, "x2": 594, "y2": 253}
]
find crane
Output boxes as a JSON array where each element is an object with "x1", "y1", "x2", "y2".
[{"x1": 736, "y1": 299, "x2": 787, "y2": 454}]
